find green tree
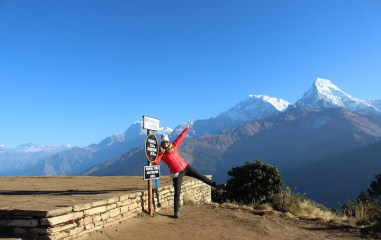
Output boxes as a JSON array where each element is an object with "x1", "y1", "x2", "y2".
[
  {"x1": 368, "y1": 174, "x2": 381, "y2": 201},
  {"x1": 341, "y1": 174, "x2": 381, "y2": 229},
  {"x1": 358, "y1": 190, "x2": 375, "y2": 203},
  {"x1": 225, "y1": 159, "x2": 284, "y2": 204}
]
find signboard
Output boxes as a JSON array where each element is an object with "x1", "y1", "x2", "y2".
[
  {"x1": 145, "y1": 133, "x2": 159, "y2": 163},
  {"x1": 142, "y1": 116, "x2": 160, "y2": 131},
  {"x1": 142, "y1": 115, "x2": 160, "y2": 216},
  {"x1": 143, "y1": 165, "x2": 160, "y2": 180}
]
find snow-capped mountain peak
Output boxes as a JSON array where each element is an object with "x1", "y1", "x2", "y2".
[
  {"x1": 218, "y1": 94, "x2": 290, "y2": 121},
  {"x1": 0, "y1": 145, "x2": 6, "y2": 153},
  {"x1": 297, "y1": 78, "x2": 377, "y2": 112},
  {"x1": 159, "y1": 127, "x2": 173, "y2": 135},
  {"x1": 169, "y1": 95, "x2": 290, "y2": 138},
  {"x1": 315, "y1": 78, "x2": 340, "y2": 91},
  {"x1": 301, "y1": 78, "x2": 346, "y2": 105},
  {"x1": 254, "y1": 95, "x2": 290, "y2": 111}
]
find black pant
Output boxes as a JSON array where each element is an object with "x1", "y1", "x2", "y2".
[{"x1": 173, "y1": 165, "x2": 214, "y2": 212}]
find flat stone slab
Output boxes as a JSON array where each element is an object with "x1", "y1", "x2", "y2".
[{"x1": 0, "y1": 176, "x2": 175, "y2": 213}]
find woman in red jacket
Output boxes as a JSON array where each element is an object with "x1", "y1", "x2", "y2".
[{"x1": 154, "y1": 124, "x2": 218, "y2": 218}]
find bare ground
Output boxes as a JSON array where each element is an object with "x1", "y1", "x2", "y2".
[
  {"x1": 87, "y1": 204, "x2": 380, "y2": 240},
  {"x1": 0, "y1": 177, "x2": 379, "y2": 240}
]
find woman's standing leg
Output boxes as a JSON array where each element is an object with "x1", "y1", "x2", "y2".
[{"x1": 172, "y1": 171, "x2": 186, "y2": 217}]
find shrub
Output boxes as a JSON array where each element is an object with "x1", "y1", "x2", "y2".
[
  {"x1": 271, "y1": 186, "x2": 307, "y2": 213},
  {"x1": 225, "y1": 159, "x2": 284, "y2": 204},
  {"x1": 342, "y1": 190, "x2": 381, "y2": 227},
  {"x1": 342, "y1": 199, "x2": 380, "y2": 226},
  {"x1": 211, "y1": 185, "x2": 227, "y2": 203}
]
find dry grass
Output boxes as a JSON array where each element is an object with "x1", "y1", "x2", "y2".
[
  {"x1": 212, "y1": 186, "x2": 379, "y2": 229},
  {"x1": 269, "y1": 187, "x2": 353, "y2": 226},
  {"x1": 287, "y1": 200, "x2": 351, "y2": 224},
  {"x1": 342, "y1": 199, "x2": 381, "y2": 227},
  {"x1": 182, "y1": 193, "x2": 196, "y2": 206},
  {"x1": 219, "y1": 202, "x2": 241, "y2": 210},
  {"x1": 211, "y1": 199, "x2": 357, "y2": 227}
]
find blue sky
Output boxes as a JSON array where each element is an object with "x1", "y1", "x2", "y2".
[{"x1": 1, "y1": 0, "x2": 380, "y2": 148}]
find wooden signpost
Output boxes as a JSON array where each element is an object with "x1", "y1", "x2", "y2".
[{"x1": 142, "y1": 116, "x2": 160, "y2": 216}]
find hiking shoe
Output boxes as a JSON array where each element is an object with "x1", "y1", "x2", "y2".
[{"x1": 174, "y1": 211, "x2": 180, "y2": 218}]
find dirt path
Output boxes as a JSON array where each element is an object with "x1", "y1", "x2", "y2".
[
  {"x1": 86, "y1": 204, "x2": 378, "y2": 240},
  {"x1": 0, "y1": 177, "x2": 379, "y2": 240}
]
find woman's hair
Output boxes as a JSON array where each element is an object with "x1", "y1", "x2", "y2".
[{"x1": 159, "y1": 142, "x2": 174, "y2": 155}]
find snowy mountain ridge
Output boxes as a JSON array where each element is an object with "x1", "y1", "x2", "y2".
[
  {"x1": 0, "y1": 145, "x2": 6, "y2": 153},
  {"x1": 296, "y1": 78, "x2": 378, "y2": 112},
  {"x1": 366, "y1": 100, "x2": 381, "y2": 112},
  {"x1": 170, "y1": 95, "x2": 290, "y2": 138},
  {"x1": 3, "y1": 78, "x2": 380, "y2": 152},
  {"x1": 219, "y1": 95, "x2": 290, "y2": 121},
  {"x1": 171, "y1": 78, "x2": 380, "y2": 139},
  {"x1": 89, "y1": 121, "x2": 174, "y2": 149},
  {"x1": 0, "y1": 143, "x2": 71, "y2": 154},
  {"x1": 254, "y1": 95, "x2": 290, "y2": 111}
]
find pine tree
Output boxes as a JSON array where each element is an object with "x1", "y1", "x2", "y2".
[{"x1": 368, "y1": 174, "x2": 381, "y2": 201}]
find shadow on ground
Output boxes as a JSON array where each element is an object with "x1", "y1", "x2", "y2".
[{"x1": 0, "y1": 187, "x2": 145, "y2": 196}]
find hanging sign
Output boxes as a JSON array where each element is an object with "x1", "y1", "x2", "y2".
[
  {"x1": 142, "y1": 116, "x2": 160, "y2": 131},
  {"x1": 143, "y1": 165, "x2": 160, "y2": 180},
  {"x1": 145, "y1": 133, "x2": 159, "y2": 163}
]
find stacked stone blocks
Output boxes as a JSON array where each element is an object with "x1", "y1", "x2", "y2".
[{"x1": 0, "y1": 176, "x2": 212, "y2": 240}]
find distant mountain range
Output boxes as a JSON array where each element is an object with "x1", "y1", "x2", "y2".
[
  {"x1": 25, "y1": 123, "x2": 145, "y2": 175},
  {"x1": 0, "y1": 143, "x2": 71, "y2": 176},
  {"x1": 1, "y1": 78, "x2": 380, "y2": 208},
  {"x1": 19, "y1": 93, "x2": 292, "y2": 176},
  {"x1": 79, "y1": 78, "x2": 381, "y2": 207},
  {"x1": 172, "y1": 94, "x2": 290, "y2": 138}
]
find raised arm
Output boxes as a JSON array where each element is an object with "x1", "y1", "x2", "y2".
[{"x1": 172, "y1": 124, "x2": 189, "y2": 148}]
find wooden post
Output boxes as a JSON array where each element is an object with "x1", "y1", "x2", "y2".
[
  {"x1": 147, "y1": 130, "x2": 153, "y2": 216},
  {"x1": 143, "y1": 116, "x2": 159, "y2": 217}
]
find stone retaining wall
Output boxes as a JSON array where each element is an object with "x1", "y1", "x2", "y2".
[{"x1": 0, "y1": 177, "x2": 212, "y2": 240}]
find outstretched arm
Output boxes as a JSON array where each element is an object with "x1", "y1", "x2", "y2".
[
  {"x1": 153, "y1": 154, "x2": 162, "y2": 165},
  {"x1": 173, "y1": 124, "x2": 189, "y2": 148}
]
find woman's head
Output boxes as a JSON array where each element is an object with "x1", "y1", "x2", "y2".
[
  {"x1": 161, "y1": 133, "x2": 171, "y2": 148},
  {"x1": 161, "y1": 134, "x2": 170, "y2": 144},
  {"x1": 161, "y1": 140, "x2": 170, "y2": 148},
  {"x1": 159, "y1": 133, "x2": 174, "y2": 155}
]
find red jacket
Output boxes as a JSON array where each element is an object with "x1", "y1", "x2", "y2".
[{"x1": 154, "y1": 128, "x2": 189, "y2": 174}]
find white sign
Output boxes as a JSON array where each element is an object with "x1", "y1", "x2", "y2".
[
  {"x1": 143, "y1": 165, "x2": 160, "y2": 180},
  {"x1": 142, "y1": 116, "x2": 160, "y2": 131}
]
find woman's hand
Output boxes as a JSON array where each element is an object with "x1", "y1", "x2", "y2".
[{"x1": 186, "y1": 123, "x2": 190, "y2": 129}]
